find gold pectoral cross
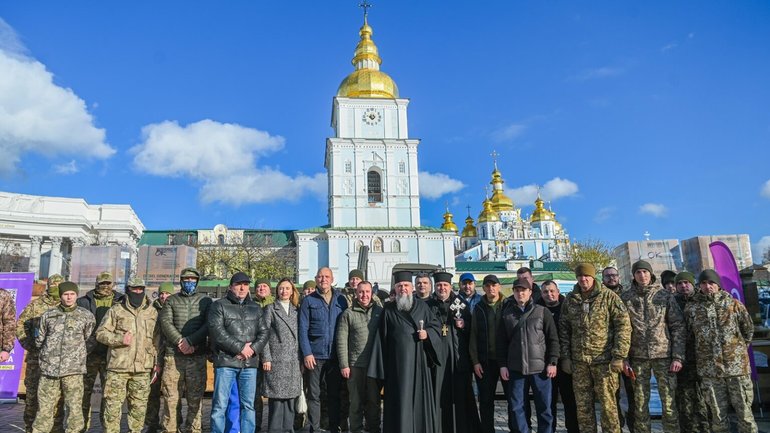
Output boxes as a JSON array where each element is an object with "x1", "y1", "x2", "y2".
[{"x1": 442, "y1": 324, "x2": 448, "y2": 336}]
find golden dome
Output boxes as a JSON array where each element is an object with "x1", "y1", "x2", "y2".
[
  {"x1": 337, "y1": 17, "x2": 399, "y2": 99},
  {"x1": 530, "y1": 195, "x2": 555, "y2": 223},
  {"x1": 478, "y1": 198, "x2": 499, "y2": 223},
  {"x1": 489, "y1": 168, "x2": 514, "y2": 212},
  {"x1": 441, "y1": 209, "x2": 459, "y2": 232},
  {"x1": 461, "y1": 215, "x2": 477, "y2": 238}
]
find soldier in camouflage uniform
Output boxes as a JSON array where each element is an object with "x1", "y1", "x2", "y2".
[
  {"x1": 684, "y1": 269, "x2": 757, "y2": 433},
  {"x1": 159, "y1": 268, "x2": 212, "y2": 433},
  {"x1": 253, "y1": 278, "x2": 274, "y2": 432},
  {"x1": 620, "y1": 260, "x2": 685, "y2": 433},
  {"x1": 559, "y1": 263, "x2": 631, "y2": 433},
  {"x1": 17, "y1": 275, "x2": 65, "y2": 433},
  {"x1": 32, "y1": 282, "x2": 96, "y2": 433},
  {"x1": 77, "y1": 271, "x2": 123, "y2": 431},
  {"x1": 602, "y1": 266, "x2": 633, "y2": 430},
  {"x1": 145, "y1": 282, "x2": 177, "y2": 433},
  {"x1": 673, "y1": 271, "x2": 710, "y2": 433},
  {"x1": 96, "y1": 277, "x2": 160, "y2": 433}
]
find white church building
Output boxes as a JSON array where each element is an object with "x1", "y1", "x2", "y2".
[{"x1": 294, "y1": 15, "x2": 456, "y2": 288}]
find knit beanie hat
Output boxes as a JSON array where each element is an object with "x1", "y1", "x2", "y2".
[
  {"x1": 59, "y1": 282, "x2": 79, "y2": 296},
  {"x1": 698, "y1": 269, "x2": 722, "y2": 287},
  {"x1": 675, "y1": 271, "x2": 696, "y2": 286},
  {"x1": 348, "y1": 269, "x2": 364, "y2": 280},
  {"x1": 159, "y1": 282, "x2": 175, "y2": 295},
  {"x1": 661, "y1": 270, "x2": 677, "y2": 286},
  {"x1": 574, "y1": 263, "x2": 596, "y2": 278}
]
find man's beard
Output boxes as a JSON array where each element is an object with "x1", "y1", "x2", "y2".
[{"x1": 396, "y1": 292, "x2": 413, "y2": 312}]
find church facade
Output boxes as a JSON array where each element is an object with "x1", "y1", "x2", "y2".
[
  {"x1": 443, "y1": 162, "x2": 571, "y2": 263},
  {"x1": 294, "y1": 15, "x2": 456, "y2": 288}
]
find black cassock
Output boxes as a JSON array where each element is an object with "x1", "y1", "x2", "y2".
[
  {"x1": 426, "y1": 293, "x2": 481, "y2": 433},
  {"x1": 367, "y1": 299, "x2": 443, "y2": 433}
]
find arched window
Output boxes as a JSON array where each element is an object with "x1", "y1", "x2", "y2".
[
  {"x1": 372, "y1": 237, "x2": 383, "y2": 253},
  {"x1": 367, "y1": 170, "x2": 382, "y2": 203},
  {"x1": 355, "y1": 240, "x2": 364, "y2": 252},
  {"x1": 218, "y1": 234, "x2": 225, "y2": 245},
  {"x1": 392, "y1": 240, "x2": 401, "y2": 253}
]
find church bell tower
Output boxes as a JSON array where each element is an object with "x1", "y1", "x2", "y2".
[{"x1": 326, "y1": 11, "x2": 421, "y2": 228}]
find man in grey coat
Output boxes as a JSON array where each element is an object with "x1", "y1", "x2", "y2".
[{"x1": 337, "y1": 281, "x2": 383, "y2": 433}]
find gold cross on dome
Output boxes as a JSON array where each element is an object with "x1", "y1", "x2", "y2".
[
  {"x1": 359, "y1": 0, "x2": 373, "y2": 18},
  {"x1": 490, "y1": 150, "x2": 499, "y2": 169}
]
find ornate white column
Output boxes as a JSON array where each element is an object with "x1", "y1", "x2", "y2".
[
  {"x1": 48, "y1": 237, "x2": 63, "y2": 277},
  {"x1": 28, "y1": 236, "x2": 42, "y2": 279}
]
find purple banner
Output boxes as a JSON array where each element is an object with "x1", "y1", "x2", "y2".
[
  {"x1": 708, "y1": 241, "x2": 757, "y2": 380},
  {"x1": 0, "y1": 272, "x2": 34, "y2": 401}
]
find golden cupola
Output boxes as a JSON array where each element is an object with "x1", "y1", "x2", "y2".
[
  {"x1": 489, "y1": 167, "x2": 515, "y2": 212},
  {"x1": 478, "y1": 198, "x2": 499, "y2": 223},
  {"x1": 441, "y1": 208, "x2": 459, "y2": 232},
  {"x1": 530, "y1": 194, "x2": 555, "y2": 223},
  {"x1": 461, "y1": 214, "x2": 477, "y2": 238},
  {"x1": 337, "y1": 15, "x2": 399, "y2": 99}
]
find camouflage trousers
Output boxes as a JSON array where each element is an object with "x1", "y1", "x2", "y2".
[
  {"x1": 82, "y1": 354, "x2": 108, "y2": 431},
  {"x1": 102, "y1": 371, "x2": 152, "y2": 433},
  {"x1": 676, "y1": 367, "x2": 709, "y2": 433},
  {"x1": 31, "y1": 374, "x2": 84, "y2": 433},
  {"x1": 630, "y1": 358, "x2": 679, "y2": 432},
  {"x1": 24, "y1": 360, "x2": 64, "y2": 433},
  {"x1": 160, "y1": 354, "x2": 207, "y2": 433},
  {"x1": 572, "y1": 361, "x2": 620, "y2": 433},
  {"x1": 700, "y1": 375, "x2": 758, "y2": 433}
]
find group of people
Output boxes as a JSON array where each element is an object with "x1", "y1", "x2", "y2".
[{"x1": 0, "y1": 259, "x2": 758, "y2": 433}]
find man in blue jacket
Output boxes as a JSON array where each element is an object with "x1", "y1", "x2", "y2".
[{"x1": 299, "y1": 267, "x2": 348, "y2": 433}]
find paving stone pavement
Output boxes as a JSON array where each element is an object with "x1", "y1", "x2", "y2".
[{"x1": 3, "y1": 396, "x2": 770, "y2": 432}]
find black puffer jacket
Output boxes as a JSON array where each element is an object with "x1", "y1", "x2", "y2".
[
  {"x1": 208, "y1": 291, "x2": 269, "y2": 368},
  {"x1": 77, "y1": 289, "x2": 123, "y2": 357},
  {"x1": 159, "y1": 291, "x2": 212, "y2": 355}
]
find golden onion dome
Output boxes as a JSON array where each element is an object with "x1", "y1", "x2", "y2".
[
  {"x1": 489, "y1": 168, "x2": 514, "y2": 212},
  {"x1": 530, "y1": 195, "x2": 555, "y2": 223},
  {"x1": 478, "y1": 198, "x2": 499, "y2": 223},
  {"x1": 441, "y1": 209, "x2": 459, "y2": 232},
  {"x1": 461, "y1": 215, "x2": 477, "y2": 238},
  {"x1": 337, "y1": 17, "x2": 399, "y2": 99}
]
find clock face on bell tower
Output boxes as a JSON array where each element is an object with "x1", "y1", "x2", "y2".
[{"x1": 362, "y1": 108, "x2": 382, "y2": 125}]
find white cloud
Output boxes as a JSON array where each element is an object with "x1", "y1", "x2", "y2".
[
  {"x1": 506, "y1": 177, "x2": 579, "y2": 206},
  {"x1": 419, "y1": 171, "x2": 465, "y2": 199},
  {"x1": 0, "y1": 19, "x2": 114, "y2": 175},
  {"x1": 131, "y1": 119, "x2": 326, "y2": 205},
  {"x1": 594, "y1": 206, "x2": 616, "y2": 223},
  {"x1": 752, "y1": 236, "x2": 770, "y2": 264},
  {"x1": 491, "y1": 123, "x2": 527, "y2": 142},
  {"x1": 760, "y1": 179, "x2": 770, "y2": 199},
  {"x1": 639, "y1": 203, "x2": 668, "y2": 217},
  {"x1": 661, "y1": 42, "x2": 678, "y2": 52},
  {"x1": 53, "y1": 160, "x2": 78, "y2": 175},
  {"x1": 572, "y1": 66, "x2": 624, "y2": 81}
]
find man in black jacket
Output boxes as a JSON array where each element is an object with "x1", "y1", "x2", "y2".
[
  {"x1": 208, "y1": 272, "x2": 269, "y2": 433},
  {"x1": 76, "y1": 270, "x2": 123, "y2": 431}
]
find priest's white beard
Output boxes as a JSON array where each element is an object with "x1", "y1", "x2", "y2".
[{"x1": 396, "y1": 292, "x2": 413, "y2": 311}]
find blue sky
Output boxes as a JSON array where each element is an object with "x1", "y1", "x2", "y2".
[{"x1": 1, "y1": 1, "x2": 769, "y2": 260}]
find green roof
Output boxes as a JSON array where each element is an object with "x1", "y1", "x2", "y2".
[
  {"x1": 455, "y1": 262, "x2": 508, "y2": 272},
  {"x1": 139, "y1": 229, "x2": 295, "y2": 247}
]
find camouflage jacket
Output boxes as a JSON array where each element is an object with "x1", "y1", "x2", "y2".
[
  {"x1": 684, "y1": 290, "x2": 753, "y2": 378},
  {"x1": 559, "y1": 280, "x2": 631, "y2": 364},
  {"x1": 620, "y1": 282, "x2": 685, "y2": 361},
  {"x1": 674, "y1": 292, "x2": 699, "y2": 368},
  {"x1": 36, "y1": 305, "x2": 96, "y2": 377},
  {"x1": 0, "y1": 289, "x2": 17, "y2": 352},
  {"x1": 96, "y1": 295, "x2": 159, "y2": 373},
  {"x1": 16, "y1": 294, "x2": 60, "y2": 360}
]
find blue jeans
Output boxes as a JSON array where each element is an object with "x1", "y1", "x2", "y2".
[
  {"x1": 211, "y1": 367, "x2": 258, "y2": 433},
  {"x1": 508, "y1": 370, "x2": 553, "y2": 433}
]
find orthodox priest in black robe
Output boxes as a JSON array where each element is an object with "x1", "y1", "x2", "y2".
[
  {"x1": 368, "y1": 270, "x2": 443, "y2": 433},
  {"x1": 426, "y1": 271, "x2": 481, "y2": 433}
]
